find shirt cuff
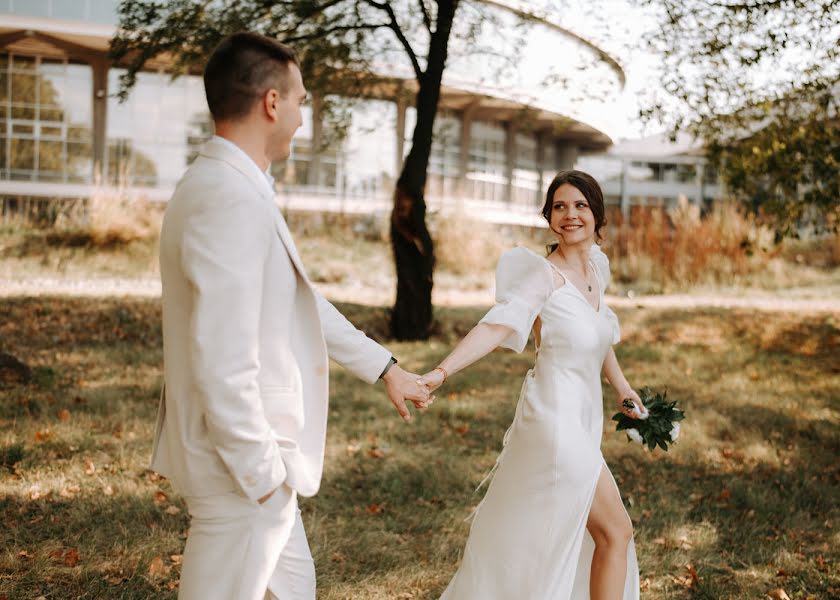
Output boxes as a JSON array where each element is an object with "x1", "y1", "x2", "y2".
[{"x1": 379, "y1": 356, "x2": 397, "y2": 379}]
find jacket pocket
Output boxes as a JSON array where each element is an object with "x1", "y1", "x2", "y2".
[{"x1": 261, "y1": 385, "x2": 304, "y2": 432}]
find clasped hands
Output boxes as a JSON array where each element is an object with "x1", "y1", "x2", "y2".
[{"x1": 383, "y1": 365, "x2": 447, "y2": 421}]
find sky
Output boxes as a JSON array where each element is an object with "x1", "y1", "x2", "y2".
[
  {"x1": 513, "y1": 0, "x2": 666, "y2": 141},
  {"x1": 425, "y1": 0, "x2": 668, "y2": 142}
]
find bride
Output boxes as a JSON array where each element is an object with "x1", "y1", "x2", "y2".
[{"x1": 420, "y1": 170, "x2": 647, "y2": 599}]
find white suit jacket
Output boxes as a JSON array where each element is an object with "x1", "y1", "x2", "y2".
[{"x1": 151, "y1": 137, "x2": 392, "y2": 502}]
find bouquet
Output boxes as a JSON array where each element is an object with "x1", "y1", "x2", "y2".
[{"x1": 612, "y1": 387, "x2": 685, "y2": 451}]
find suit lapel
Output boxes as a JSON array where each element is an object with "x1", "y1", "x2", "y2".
[
  {"x1": 273, "y1": 210, "x2": 310, "y2": 282},
  {"x1": 198, "y1": 138, "x2": 310, "y2": 283},
  {"x1": 198, "y1": 138, "x2": 274, "y2": 202}
]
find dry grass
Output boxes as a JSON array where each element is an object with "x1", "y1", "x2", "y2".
[
  {"x1": 429, "y1": 212, "x2": 508, "y2": 276},
  {"x1": 2, "y1": 201, "x2": 839, "y2": 301},
  {"x1": 602, "y1": 200, "x2": 777, "y2": 293},
  {"x1": 0, "y1": 297, "x2": 838, "y2": 599}
]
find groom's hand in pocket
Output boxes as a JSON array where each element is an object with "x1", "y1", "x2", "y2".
[{"x1": 383, "y1": 365, "x2": 433, "y2": 421}]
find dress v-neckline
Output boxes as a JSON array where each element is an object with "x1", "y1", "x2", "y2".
[{"x1": 544, "y1": 255, "x2": 602, "y2": 313}]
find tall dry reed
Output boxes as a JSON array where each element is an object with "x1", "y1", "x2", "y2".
[{"x1": 602, "y1": 198, "x2": 775, "y2": 291}]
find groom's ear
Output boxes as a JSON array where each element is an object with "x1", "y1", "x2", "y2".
[{"x1": 262, "y1": 89, "x2": 280, "y2": 122}]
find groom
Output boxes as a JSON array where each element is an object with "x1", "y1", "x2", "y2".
[{"x1": 151, "y1": 32, "x2": 431, "y2": 599}]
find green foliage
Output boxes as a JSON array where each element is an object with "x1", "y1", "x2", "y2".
[
  {"x1": 1, "y1": 297, "x2": 838, "y2": 597},
  {"x1": 640, "y1": 0, "x2": 840, "y2": 234},
  {"x1": 612, "y1": 387, "x2": 685, "y2": 451},
  {"x1": 0, "y1": 442, "x2": 24, "y2": 471},
  {"x1": 30, "y1": 366, "x2": 57, "y2": 389}
]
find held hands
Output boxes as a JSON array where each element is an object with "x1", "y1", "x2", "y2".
[
  {"x1": 383, "y1": 364, "x2": 434, "y2": 422},
  {"x1": 618, "y1": 387, "x2": 649, "y2": 420},
  {"x1": 416, "y1": 367, "x2": 446, "y2": 393}
]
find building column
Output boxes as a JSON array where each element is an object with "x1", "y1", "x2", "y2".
[
  {"x1": 536, "y1": 129, "x2": 548, "y2": 207},
  {"x1": 696, "y1": 161, "x2": 705, "y2": 207},
  {"x1": 91, "y1": 56, "x2": 108, "y2": 184},
  {"x1": 457, "y1": 100, "x2": 481, "y2": 203},
  {"x1": 555, "y1": 143, "x2": 577, "y2": 170},
  {"x1": 306, "y1": 94, "x2": 323, "y2": 187},
  {"x1": 620, "y1": 158, "x2": 630, "y2": 224},
  {"x1": 504, "y1": 120, "x2": 517, "y2": 204},
  {"x1": 395, "y1": 95, "x2": 408, "y2": 177}
]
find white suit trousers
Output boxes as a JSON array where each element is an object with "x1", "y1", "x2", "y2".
[{"x1": 179, "y1": 486, "x2": 316, "y2": 600}]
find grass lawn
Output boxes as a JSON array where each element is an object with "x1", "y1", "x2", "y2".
[{"x1": 0, "y1": 297, "x2": 838, "y2": 599}]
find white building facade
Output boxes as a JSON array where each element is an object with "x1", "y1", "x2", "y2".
[{"x1": 0, "y1": 0, "x2": 629, "y2": 226}]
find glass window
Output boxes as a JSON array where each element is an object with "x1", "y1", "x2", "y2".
[
  {"x1": 0, "y1": 53, "x2": 93, "y2": 183},
  {"x1": 467, "y1": 120, "x2": 507, "y2": 203},
  {"x1": 10, "y1": 137, "x2": 35, "y2": 173},
  {"x1": 428, "y1": 112, "x2": 460, "y2": 199},
  {"x1": 341, "y1": 99, "x2": 395, "y2": 193},
  {"x1": 107, "y1": 68, "x2": 212, "y2": 187}
]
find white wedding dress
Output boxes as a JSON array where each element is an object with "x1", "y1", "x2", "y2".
[{"x1": 440, "y1": 244, "x2": 639, "y2": 600}]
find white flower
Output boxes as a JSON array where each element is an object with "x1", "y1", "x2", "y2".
[
  {"x1": 670, "y1": 422, "x2": 681, "y2": 442},
  {"x1": 626, "y1": 428, "x2": 643, "y2": 444}
]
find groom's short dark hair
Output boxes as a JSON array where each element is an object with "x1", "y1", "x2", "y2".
[{"x1": 204, "y1": 32, "x2": 300, "y2": 122}]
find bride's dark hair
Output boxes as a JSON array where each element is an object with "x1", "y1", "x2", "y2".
[{"x1": 540, "y1": 170, "x2": 607, "y2": 254}]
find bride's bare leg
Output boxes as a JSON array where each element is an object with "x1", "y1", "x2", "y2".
[{"x1": 586, "y1": 464, "x2": 633, "y2": 600}]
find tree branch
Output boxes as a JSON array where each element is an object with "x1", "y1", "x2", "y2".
[
  {"x1": 417, "y1": 0, "x2": 432, "y2": 33},
  {"x1": 282, "y1": 22, "x2": 390, "y2": 44},
  {"x1": 362, "y1": 0, "x2": 424, "y2": 80}
]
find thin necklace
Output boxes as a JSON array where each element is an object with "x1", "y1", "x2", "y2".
[{"x1": 556, "y1": 249, "x2": 592, "y2": 292}]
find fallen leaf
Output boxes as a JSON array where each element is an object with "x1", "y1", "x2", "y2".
[
  {"x1": 57, "y1": 408, "x2": 71, "y2": 422},
  {"x1": 148, "y1": 556, "x2": 167, "y2": 578},
  {"x1": 717, "y1": 488, "x2": 731, "y2": 502},
  {"x1": 48, "y1": 549, "x2": 64, "y2": 561},
  {"x1": 18, "y1": 550, "x2": 32, "y2": 560},
  {"x1": 815, "y1": 555, "x2": 827, "y2": 572},
  {"x1": 165, "y1": 505, "x2": 181, "y2": 515},
  {"x1": 169, "y1": 554, "x2": 182, "y2": 565},
  {"x1": 686, "y1": 564, "x2": 700, "y2": 585},
  {"x1": 33, "y1": 429, "x2": 53, "y2": 443},
  {"x1": 654, "y1": 537, "x2": 666, "y2": 545},
  {"x1": 153, "y1": 491, "x2": 168, "y2": 504},
  {"x1": 367, "y1": 448, "x2": 386, "y2": 459},
  {"x1": 84, "y1": 460, "x2": 96, "y2": 475},
  {"x1": 366, "y1": 502, "x2": 385, "y2": 514},
  {"x1": 28, "y1": 485, "x2": 48, "y2": 500},
  {"x1": 59, "y1": 484, "x2": 80, "y2": 499},
  {"x1": 166, "y1": 581, "x2": 179, "y2": 590},
  {"x1": 102, "y1": 484, "x2": 114, "y2": 496},
  {"x1": 767, "y1": 589, "x2": 791, "y2": 600},
  {"x1": 454, "y1": 424, "x2": 470, "y2": 435},
  {"x1": 64, "y1": 548, "x2": 80, "y2": 567},
  {"x1": 331, "y1": 552, "x2": 346, "y2": 563}
]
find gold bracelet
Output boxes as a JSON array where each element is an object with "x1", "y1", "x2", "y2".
[{"x1": 434, "y1": 367, "x2": 448, "y2": 381}]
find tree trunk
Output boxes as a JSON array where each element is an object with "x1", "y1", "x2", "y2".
[{"x1": 390, "y1": 0, "x2": 458, "y2": 340}]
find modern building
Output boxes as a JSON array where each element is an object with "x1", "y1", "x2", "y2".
[
  {"x1": 0, "y1": 0, "x2": 628, "y2": 226},
  {"x1": 578, "y1": 132, "x2": 723, "y2": 221}
]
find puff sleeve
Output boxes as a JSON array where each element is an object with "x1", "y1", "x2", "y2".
[
  {"x1": 478, "y1": 247, "x2": 554, "y2": 353},
  {"x1": 590, "y1": 244, "x2": 621, "y2": 344}
]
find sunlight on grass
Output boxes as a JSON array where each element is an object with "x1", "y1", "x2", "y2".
[{"x1": 1, "y1": 297, "x2": 838, "y2": 598}]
